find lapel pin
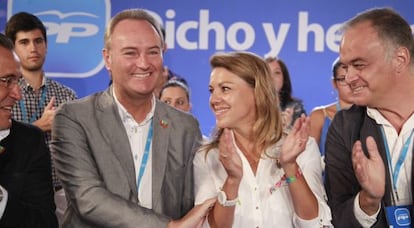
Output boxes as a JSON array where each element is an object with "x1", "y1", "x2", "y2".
[{"x1": 160, "y1": 120, "x2": 168, "y2": 128}]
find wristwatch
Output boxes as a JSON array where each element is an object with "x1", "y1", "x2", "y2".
[{"x1": 218, "y1": 190, "x2": 239, "y2": 207}]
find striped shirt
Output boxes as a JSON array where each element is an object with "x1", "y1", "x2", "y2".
[{"x1": 12, "y1": 76, "x2": 77, "y2": 189}]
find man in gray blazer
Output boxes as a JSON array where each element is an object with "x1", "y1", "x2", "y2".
[{"x1": 51, "y1": 9, "x2": 214, "y2": 228}]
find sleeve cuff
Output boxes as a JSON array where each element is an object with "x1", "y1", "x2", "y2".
[
  {"x1": 293, "y1": 202, "x2": 333, "y2": 227},
  {"x1": 353, "y1": 192, "x2": 380, "y2": 228}
]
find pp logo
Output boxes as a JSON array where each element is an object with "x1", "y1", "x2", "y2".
[
  {"x1": 395, "y1": 208, "x2": 411, "y2": 226},
  {"x1": 7, "y1": 0, "x2": 111, "y2": 78}
]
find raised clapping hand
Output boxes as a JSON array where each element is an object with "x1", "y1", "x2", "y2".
[
  {"x1": 279, "y1": 114, "x2": 310, "y2": 167},
  {"x1": 352, "y1": 136, "x2": 385, "y2": 215},
  {"x1": 218, "y1": 128, "x2": 243, "y2": 181},
  {"x1": 33, "y1": 96, "x2": 56, "y2": 132}
]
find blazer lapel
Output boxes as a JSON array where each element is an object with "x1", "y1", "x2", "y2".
[
  {"x1": 96, "y1": 88, "x2": 137, "y2": 196},
  {"x1": 151, "y1": 101, "x2": 170, "y2": 209}
]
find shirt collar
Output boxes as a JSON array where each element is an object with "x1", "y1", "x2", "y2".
[
  {"x1": 367, "y1": 107, "x2": 414, "y2": 133},
  {"x1": 0, "y1": 129, "x2": 10, "y2": 142},
  {"x1": 113, "y1": 88, "x2": 156, "y2": 126},
  {"x1": 367, "y1": 107, "x2": 389, "y2": 126},
  {"x1": 20, "y1": 73, "x2": 47, "y2": 91}
]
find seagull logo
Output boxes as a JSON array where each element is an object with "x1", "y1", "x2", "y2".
[{"x1": 35, "y1": 10, "x2": 99, "y2": 19}]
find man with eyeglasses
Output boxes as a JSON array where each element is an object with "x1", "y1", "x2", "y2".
[{"x1": 0, "y1": 33, "x2": 58, "y2": 227}]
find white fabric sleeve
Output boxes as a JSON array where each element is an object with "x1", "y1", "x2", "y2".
[
  {"x1": 293, "y1": 207, "x2": 333, "y2": 227},
  {"x1": 294, "y1": 137, "x2": 333, "y2": 227},
  {"x1": 193, "y1": 149, "x2": 219, "y2": 205},
  {"x1": 353, "y1": 192, "x2": 380, "y2": 228}
]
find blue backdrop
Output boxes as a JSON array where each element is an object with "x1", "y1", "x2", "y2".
[{"x1": 1, "y1": 0, "x2": 413, "y2": 135}]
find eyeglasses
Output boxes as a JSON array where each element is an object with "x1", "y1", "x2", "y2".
[
  {"x1": 334, "y1": 77, "x2": 348, "y2": 86},
  {"x1": 0, "y1": 76, "x2": 20, "y2": 89}
]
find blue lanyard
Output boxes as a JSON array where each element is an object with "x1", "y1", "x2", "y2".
[
  {"x1": 380, "y1": 127, "x2": 414, "y2": 198},
  {"x1": 19, "y1": 82, "x2": 47, "y2": 123},
  {"x1": 137, "y1": 119, "x2": 153, "y2": 191}
]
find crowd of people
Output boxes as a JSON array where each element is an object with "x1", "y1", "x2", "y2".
[{"x1": 0, "y1": 6, "x2": 413, "y2": 228}]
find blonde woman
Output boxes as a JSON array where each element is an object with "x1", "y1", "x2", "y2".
[{"x1": 194, "y1": 51, "x2": 332, "y2": 227}]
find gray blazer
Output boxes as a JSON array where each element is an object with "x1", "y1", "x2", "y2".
[{"x1": 51, "y1": 88, "x2": 202, "y2": 228}]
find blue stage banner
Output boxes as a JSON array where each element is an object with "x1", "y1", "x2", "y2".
[{"x1": 0, "y1": 0, "x2": 413, "y2": 135}]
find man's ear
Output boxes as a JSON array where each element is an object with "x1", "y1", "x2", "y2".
[
  {"x1": 103, "y1": 48, "x2": 111, "y2": 71},
  {"x1": 394, "y1": 46, "x2": 410, "y2": 74}
]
